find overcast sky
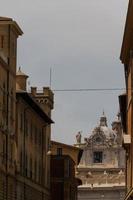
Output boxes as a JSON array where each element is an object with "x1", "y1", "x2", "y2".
[{"x1": 1, "y1": 0, "x2": 128, "y2": 144}]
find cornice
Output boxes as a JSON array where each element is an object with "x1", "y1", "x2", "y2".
[
  {"x1": 0, "y1": 17, "x2": 23, "y2": 36},
  {"x1": 120, "y1": 0, "x2": 133, "y2": 66}
]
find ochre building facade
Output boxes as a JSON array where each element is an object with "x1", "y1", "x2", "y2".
[
  {"x1": 120, "y1": 0, "x2": 133, "y2": 199},
  {"x1": 16, "y1": 71, "x2": 54, "y2": 200},
  {"x1": 51, "y1": 141, "x2": 82, "y2": 200},
  {"x1": 0, "y1": 17, "x2": 23, "y2": 199},
  {"x1": 0, "y1": 17, "x2": 54, "y2": 200}
]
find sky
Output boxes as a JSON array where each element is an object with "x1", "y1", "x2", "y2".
[{"x1": 1, "y1": 0, "x2": 128, "y2": 144}]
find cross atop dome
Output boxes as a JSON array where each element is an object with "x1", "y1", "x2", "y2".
[{"x1": 100, "y1": 110, "x2": 107, "y2": 127}]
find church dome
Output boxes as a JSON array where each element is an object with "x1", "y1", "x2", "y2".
[
  {"x1": 100, "y1": 126, "x2": 115, "y2": 140},
  {"x1": 90, "y1": 112, "x2": 117, "y2": 143}
]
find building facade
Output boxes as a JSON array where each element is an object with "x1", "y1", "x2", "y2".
[
  {"x1": 120, "y1": 0, "x2": 133, "y2": 199},
  {"x1": 51, "y1": 141, "x2": 82, "y2": 200},
  {"x1": 0, "y1": 17, "x2": 54, "y2": 200},
  {"x1": 16, "y1": 70, "x2": 54, "y2": 200},
  {"x1": 75, "y1": 113, "x2": 125, "y2": 200},
  {"x1": 0, "y1": 17, "x2": 22, "y2": 199},
  {"x1": 51, "y1": 155, "x2": 77, "y2": 200},
  {"x1": 51, "y1": 140, "x2": 82, "y2": 165}
]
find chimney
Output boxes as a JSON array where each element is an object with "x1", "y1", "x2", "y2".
[
  {"x1": 31, "y1": 87, "x2": 37, "y2": 96},
  {"x1": 16, "y1": 67, "x2": 29, "y2": 91}
]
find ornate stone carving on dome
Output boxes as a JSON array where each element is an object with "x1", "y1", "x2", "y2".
[
  {"x1": 84, "y1": 125, "x2": 118, "y2": 147},
  {"x1": 82, "y1": 113, "x2": 123, "y2": 148}
]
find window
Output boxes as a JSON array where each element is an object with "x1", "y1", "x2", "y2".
[
  {"x1": 34, "y1": 159, "x2": 37, "y2": 181},
  {"x1": 20, "y1": 113, "x2": 23, "y2": 130},
  {"x1": 34, "y1": 126, "x2": 37, "y2": 144},
  {"x1": 10, "y1": 89, "x2": 14, "y2": 120},
  {"x1": 39, "y1": 161, "x2": 41, "y2": 184},
  {"x1": 39, "y1": 130, "x2": 42, "y2": 145},
  {"x1": 3, "y1": 83, "x2": 6, "y2": 111},
  {"x1": 25, "y1": 153, "x2": 28, "y2": 176},
  {"x1": 43, "y1": 133, "x2": 46, "y2": 151},
  {"x1": 30, "y1": 122, "x2": 33, "y2": 140},
  {"x1": 3, "y1": 181, "x2": 6, "y2": 199},
  {"x1": 93, "y1": 152, "x2": 103, "y2": 163},
  {"x1": 57, "y1": 148, "x2": 62, "y2": 156},
  {"x1": 10, "y1": 143, "x2": 13, "y2": 165},
  {"x1": 2, "y1": 140, "x2": 5, "y2": 164},
  {"x1": 20, "y1": 151, "x2": 23, "y2": 174},
  {"x1": 25, "y1": 119, "x2": 28, "y2": 136},
  {"x1": 11, "y1": 36, "x2": 16, "y2": 57},
  {"x1": 1, "y1": 35, "x2": 4, "y2": 49},
  {"x1": 66, "y1": 159, "x2": 70, "y2": 177},
  {"x1": 69, "y1": 186, "x2": 72, "y2": 200},
  {"x1": 47, "y1": 137, "x2": 50, "y2": 152},
  {"x1": 30, "y1": 157, "x2": 32, "y2": 179}
]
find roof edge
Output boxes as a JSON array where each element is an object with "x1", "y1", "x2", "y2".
[
  {"x1": 0, "y1": 17, "x2": 23, "y2": 35},
  {"x1": 120, "y1": 0, "x2": 133, "y2": 65}
]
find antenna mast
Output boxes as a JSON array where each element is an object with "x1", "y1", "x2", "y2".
[{"x1": 50, "y1": 67, "x2": 52, "y2": 88}]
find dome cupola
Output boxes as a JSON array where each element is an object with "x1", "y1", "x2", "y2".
[{"x1": 100, "y1": 111, "x2": 107, "y2": 127}]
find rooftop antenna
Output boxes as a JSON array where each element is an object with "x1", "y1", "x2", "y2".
[{"x1": 50, "y1": 67, "x2": 52, "y2": 88}]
